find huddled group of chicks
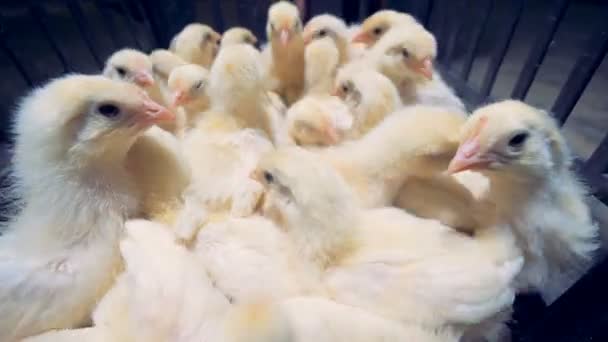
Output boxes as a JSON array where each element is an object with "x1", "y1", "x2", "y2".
[{"x1": 0, "y1": 2, "x2": 600, "y2": 342}]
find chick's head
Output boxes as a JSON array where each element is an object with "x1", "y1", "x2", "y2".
[
  {"x1": 252, "y1": 146, "x2": 356, "y2": 234},
  {"x1": 14, "y1": 75, "x2": 174, "y2": 163},
  {"x1": 168, "y1": 64, "x2": 209, "y2": 108},
  {"x1": 372, "y1": 25, "x2": 436, "y2": 82},
  {"x1": 448, "y1": 100, "x2": 570, "y2": 180},
  {"x1": 267, "y1": 1, "x2": 303, "y2": 47},
  {"x1": 302, "y1": 14, "x2": 348, "y2": 46},
  {"x1": 170, "y1": 24, "x2": 221, "y2": 67},
  {"x1": 208, "y1": 44, "x2": 265, "y2": 104},
  {"x1": 352, "y1": 10, "x2": 418, "y2": 47},
  {"x1": 221, "y1": 27, "x2": 258, "y2": 47},
  {"x1": 149, "y1": 49, "x2": 187, "y2": 78},
  {"x1": 286, "y1": 96, "x2": 353, "y2": 146},
  {"x1": 103, "y1": 49, "x2": 155, "y2": 88}
]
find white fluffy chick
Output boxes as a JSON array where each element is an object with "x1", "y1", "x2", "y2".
[
  {"x1": 286, "y1": 95, "x2": 353, "y2": 146},
  {"x1": 103, "y1": 48, "x2": 155, "y2": 88},
  {"x1": 369, "y1": 24, "x2": 465, "y2": 112},
  {"x1": 352, "y1": 9, "x2": 420, "y2": 47},
  {"x1": 222, "y1": 27, "x2": 258, "y2": 47},
  {"x1": 255, "y1": 147, "x2": 521, "y2": 331},
  {"x1": 303, "y1": 36, "x2": 340, "y2": 95},
  {"x1": 167, "y1": 64, "x2": 210, "y2": 133},
  {"x1": 303, "y1": 14, "x2": 353, "y2": 65},
  {"x1": 255, "y1": 146, "x2": 522, "y2": 333},
  {"x1": 319, "y1": 105, "x2": 464, "y2": 208},
  {"x1": 103, "y1": 48, "x2": 162, "y2": 105},
  {"x1": 333, "y1": 67, "x2": 402, "y2": 138},
  {"x1": 447, "y1": 100, "x2": 599, "y2": 304},
  {"x1": 170, "y1": 23, "x2": 221, "y2": 68},
  {"x1": 27, "y1": 220, "x2": 457, "y2": 342},
  {"x1": 265, "y1": 1, "x2": 305, "y2": 104},
  {"x1": 0, "y1": 75, "x2": 173, "y2": 340}
]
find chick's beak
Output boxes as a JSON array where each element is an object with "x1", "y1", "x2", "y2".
[
  {"x1": 447, "y1": 138, "x2": 493, "y2": 174},
  {"x1": 172, "y1": 90, "x2": 188, "y2": 107},
  {"x1": 249, "y1": 169, "x2": 263, "y2": 183},
  {"x1": 352, "y1": 31, "x2": 371, "y2": 45},
  {"x1": 280, "y1": 28, "x2": 290, "y2": 46},
  {"x1": 330, "y1": 87, "x2": 343, "y2": 98},
  {"x1": 409, "y1": 57, "x2": 434, "y2": 80},
  {"x1": 139, "y1": 99, "x2": 175, "y2": 125},
  {"x1": 133, "y1": 71, "x2": 155, "y2": 87}
]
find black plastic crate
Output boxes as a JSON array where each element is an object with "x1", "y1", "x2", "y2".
[{"x1": 0, "y1": 1, "x2": 607, "y2": 341}]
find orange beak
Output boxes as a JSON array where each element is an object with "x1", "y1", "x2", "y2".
[
  {"x1": 323, "y1": 121, "x2": 340, "y2": 145},
  {"x1": 133, "y1": 71, "x2": 155, "y2": 87},
  {"x1": 303, "y1": 32, "x2": 312, "y2": 45},
  {"x1": 172, "y1": 90, "x2": 188, "y2": 107},
  {"x1": 249, "y1": 169, "x2": 263, "y2": 183},
  {"x1": 139, "y1": 99, "x2": 175, "y2": 125},
  {"x1": 352, "y1": 31, "x2": 372, "y2": 46},
  {"x1": 331, "y1": 87, "x2": 343, "y2": 98},
  {"x1": 408, "y1": 57, "x2": 434, "y2": 80},
  {"x1": 447, "y1": 117, "x2": 492, "y2": 174},
  {"x1": 279, "y1": 28, "x2": 290, "y2": 46}
]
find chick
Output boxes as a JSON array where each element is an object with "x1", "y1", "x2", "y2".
[
  {"x1": 286, "y1": 95, "x2": 353, "y2": 146},
  {"x1": 447, "y1": 100, "x2": 599, "y2": 304},
  {"x1": 333, "y1": 67, "x2": 402, "y2": 138},
  {"x1": 369, "y1": 25, "x2": 465, "y2": 112},
  {"x1": 103, "y1": 48, "x2": 155, "y2": 88},
  {"x1": 103, "y1": 48, "x2": 163, "y2": 106},
  {"x1": 222, "y1": 27, "x2": 258, "y2": 47},
  {"x1": 0, "y1": 75, "x2": 173, "y2": 340},
  {"x1": 265, "y1": 1, "x2": 306, "y2": 104},
  {"x1": 303, "y1": 14, "x2": 352, "y2": 65},
  {"x1": 170, "y1": 23, "x2": 221, "y2": 68},
  {"x1": 255, "y1": 146, "x2": 522, "y2": 332},
  {"x1": 304, "y1": 37, "x2": 340, "y2": 95},
  {"x1": 167, "y1": 64, "x2": 210, "y2": 134},
  {"x1": 318, "y1": 105, "x2": 464, "y2": 208},
  {"x1": 352, "y1": 9, "x2": 420, "y2": 47}
]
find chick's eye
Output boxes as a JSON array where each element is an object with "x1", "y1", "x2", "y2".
[
  {"x1": 373, "y1": 27, "x2": 383, "y2": 36},
  {"x1": 341, "y1": 84, "x2": 349, "y2": 93},
  {"x1": 97, "y1": 103, "x2": 121, "y2": 118},
  {"x1": 116, "y1": 67, "x2": 127, "y2": 77},
  {"x1": 263, "y1": 171, "x2": 274, "y2": 183},
  {"x1": 194, "y1": 80, "x2": 204, "y2": 89},
  {"x1": 508, "y1": 132, "x2": 529, "y2": 148},
  {"x1": 318, "y1": 29, "x2": 327, "y2": 37},
  {"x1": 401, "y1": 48, "x2": 410, "y2": 58}
]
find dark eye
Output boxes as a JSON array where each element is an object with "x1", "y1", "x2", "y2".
[
  {"x1": 373, "y1": 27, "x2": 383, "y2": 36},
  {"x1": 194, "y1": 80, "x2": 204, "y2": 89},
  {"x1": 508, "y1": 132, "x2": 529, "y2": 148},
  {"x1": 116, "y1": 67, "x2": 127, "y2": 77},
  {"x1": 97, "y1": 103, "x2": 120, "y2": 118},
  {"x1": 263, "y1": 171, "x2": 274, "y2": 184},
  {"x1": 341, "y1": 84, "x2": 349, "y2": 93},
  {"x1": 318, "y1": 29, "x2": 327, "y2": 37},
  {"x1": 401, "y1": 48, "x2": 410, "y2": 58}
]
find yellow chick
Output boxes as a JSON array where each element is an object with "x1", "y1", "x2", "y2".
[
  {"x1": 286, "y1": 95, "x2": 353, "y2": 146},
  {"x1": 148, "y1": 49, "x2": 188, "y2": 105},
  {"x1": 447, "y1": 100, "x2": 599, "y2": 304},
  {"x1": 352, "y1": 9, "x2": 420, "y2": 47},
  {"x1": 222, "y1": 27, "x2": 258, "y2": 47},
  {"x1": 303, "y1": 14, "x2": 352, "y2": 65},
  {"x1": 333, "y1": 67, "x2": 402, "y2": 138},
  {"x1": 369, "y1": 25, "x2": 465, "y2": 111},
  {"x1": 304, "y1": 36, "x2": 340, "y2": 95},
  {"x1": 167, "y1": 64, "x2": 210, "y2": 133},
  {"x1": 255, "y1": 146, "x2": 522, "y2": 334},
  {"x1": 103, "y1": 48, "x2": 155, "y2": 88},
  {"x1": 0, "y1": 75, "x2": 173, "y2": 340},
  {"x1": 103, "y1": 48, "x2": 162, "y2": 105},
  {"x1": 265, "y1": 1, "x2": 306, "y2": 105},
  {"x1": 170, "y1": 23, "x2": 221, "y2": 68}
]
